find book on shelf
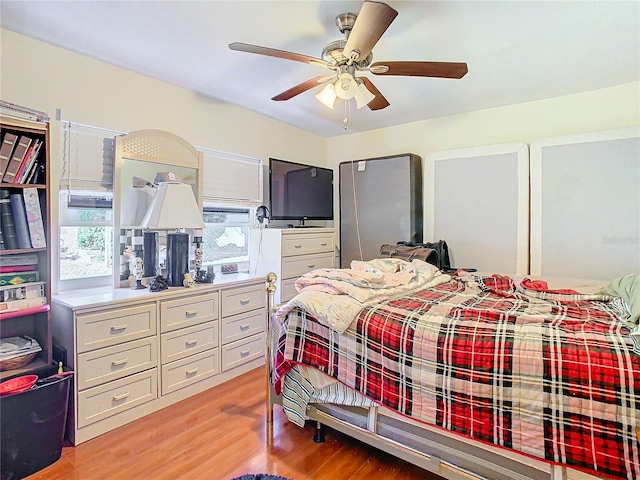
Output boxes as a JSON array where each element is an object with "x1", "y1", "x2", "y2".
[
  {"x1": 2, "y1": 135, "x2": 32, "y2": 183},
  {"x1": 14, "y1": 140, "x2": 36, "y2": 183},
  {"x1": 16, "y1": 139, "x2": 42, "y2": 184},
  {"x1": 0, "y1": 281, "x2": 46, "y2": 302},
  {"x1": 0, "y1": 132, "x2": 18, "y2": 179},
  {"x1": 0, "y1": 296, "x2": 46, "y2": 312},
  {"x1": 9, "y1": 192, "x2": 32, "y2": 249},
  {"x1": 0, "y1": 188, "x2": 18, "y2": 250},
  {"x1": 0, "y1": 100, "x2": 50, "y2": 123},
  {"x1": 0, "y1": 252, "x2": 38, "y2": 267},
  {"x1": 28, "y1": 164, "x2": 45, "y2": 184},
  {"x1": 22, "y1": 188, "x2": 46, "y2": 248},
  {"x1": 0, "y1": 270, "x2": 39, "y2": 287},
  {"x1": 0, "y1": 265, "x2": 37, "y2": 273}
]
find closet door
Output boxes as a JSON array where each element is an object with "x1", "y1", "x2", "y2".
[
  {"x1": 530, "y1": 127, "x2": 640, "y2": 280},
  {"x1": 426, "y1": 143, "x2": 529, "y2": 274}
]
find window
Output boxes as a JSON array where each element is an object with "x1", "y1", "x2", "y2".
[
  {"x1": 197, "y1": 147, "x2": 262, "y2": 273},
  {"x1": 199, "y1": 148, "x2": 261, "y2": 206},
  {"x1": 56, "y1": 125, "x2": 263, "y2": 288},
  {"x1": 201, "y1": 206, "x2": 252, "y2": 270},
  {"x1": 58, "y1": 121, "x2": 122, "y2": 290},
  {"x1": 59, "y1": 192, "x2": 114, "y2": 282}
]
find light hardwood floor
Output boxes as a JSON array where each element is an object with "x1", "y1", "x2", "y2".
[{"x1": 28, "y1": 367, "x2": 443, "y2": 480}]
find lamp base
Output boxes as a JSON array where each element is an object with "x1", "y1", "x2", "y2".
[
  {"x1": 194, "y1": 268, "x2": 214, "y2": 284},
  {"x1": 131, "y1": 279, "x2": 146, "y2": 290},
  {"x1": 143, "y1": 231, "x2": 158, "y2": 278},
  {"x1": 166, "y1": 232, "x2": 190, "y2": 287}
]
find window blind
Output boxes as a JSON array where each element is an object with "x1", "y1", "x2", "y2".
[
  {"x1": 199, "y1": 148, "x2": 262, "y2": 207},
  {"x1": 59, "y1": 121, "x2": 124, "y2": 193}
]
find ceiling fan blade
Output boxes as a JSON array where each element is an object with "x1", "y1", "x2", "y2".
[
  {"x1": 229, "y1": 42, "x2": 330, "y2": 68},
  {"x1": 370, "y1": 61, "x2": 468, "y2": 79},
  {"x1": 272, "y1": 76, "x2": 332, "y2": 101},
  {"x1": 360, "y1": 77, "x2": 390, "y2": 110},
  {"x1": 343, "y1": 1, "x2": 398, "y2": 62}
]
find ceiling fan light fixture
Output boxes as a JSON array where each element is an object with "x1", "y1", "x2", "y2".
[
  {"x1": 334, "y1": 72, "x2": 359, "y2": 100},
  {"x1": 354, "y1": 81, "x2": 376, "y2": 109},
  {"x1": 316, "y1": 83, "x2": 337, "y2": 109}
]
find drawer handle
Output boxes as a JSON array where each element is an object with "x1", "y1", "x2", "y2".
[
  {"x1": 110, "y1": 324, "x2": 127, "y2": 332},
  {"x1": 239, "y1": 298, "x2": 250, "y2": 305},
  {"x1": 185, "y1": 339, "x2": 198, "y2": 346},
  {"x1": 186, "y1": 367, "x2": 199, "y2": 375},
  {"x1": 320, "y1": 242, "x2": 328, "y2": 246},
  {"x1": 293, "y1": 244, "x2": 302, "y2": 248},
  {"x1": 307, "y1": 264, "x2": 315, "y2": 268},
  {"x1": 185, "y1": 309, "x2": 198, "y2": 317},
  {"x1": 240, "y1": 349, "x2": 250, "y2": 356},
  {"x1": 240, "y1": 323, "x2": 250, "y2": 331},
  {"x1": 111, "y1": 358, "x2": 129, "y2": 367},
  {"x1": 113, "y1": 392, "x2": 129, "y2": 401}
]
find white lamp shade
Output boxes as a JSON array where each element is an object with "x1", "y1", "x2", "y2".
[
  {"x1": 140, "y1": 182, "x2": 205, "y2": 229},
  {"x1": 354, "y1": 82, "x2": 376, "y2": 109},
  {"x1": 316, "y1": 83, "x2": 337, "y2": 109},
  {"x1": 335, "y1": 72, "x2": 359, "y2": 100}
]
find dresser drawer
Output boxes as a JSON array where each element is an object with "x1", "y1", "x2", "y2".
[
  {"x1": 160, "y1": 293, "x2": 218, "y2": 333},
  {"x1": 282, "y1": 232, "x2": 334, "y2": 257},
  {"x1": 280, "y1": 278, "x2": 298, "y2": 303},
  {"x1": 76, "y1": 304, "x2": 157, "y2": 354},
  {"x1": 281, "y1": 252, "x2": 334, "y2": 280},
  {"x1": 161, "y1": 349, "x2": 218, "y2": 395},
  {"x1": 77, "y1": 337, "x2": 157, "y2": 391},
  {"x1": 221, "y1": 333, "x2": 264, "y2": 372},
  {"x1": 221, "y1": 310, "x2": 264, "y2": 345},
  {"x1": 160, "y1": 320, "x2": 218, "y2": 364},
  {"x1": 221, "y1": 284, "x2": 265, "y2": 317},
  {"x1": 77, "y1": 369, "x2": 157, "y2": 428}
]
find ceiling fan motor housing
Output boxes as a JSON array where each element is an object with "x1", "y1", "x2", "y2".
[
  {"x1": 335, "y1": 12, "x2": 358, "y2": 34},
  {"x1": 322, "y1": 12, "x2": 373, "y2": 68}
]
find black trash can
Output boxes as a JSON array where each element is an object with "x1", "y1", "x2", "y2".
[{"x1": 1, "y1": 366, "x2": 73, "y2": 480}]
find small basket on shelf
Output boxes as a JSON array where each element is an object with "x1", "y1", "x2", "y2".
[
  {"x1": 0, "y1": 351, "x2": 38, "y2": 371},
  {"x1": 0, "y1": 336, "x2": 42, "y2": 371}
]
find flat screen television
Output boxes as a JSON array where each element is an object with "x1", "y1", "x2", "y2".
[{"x1": 269, "y1": 158, "x2": 334, "y2": 222}]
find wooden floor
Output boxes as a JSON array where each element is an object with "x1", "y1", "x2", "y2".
[{"x1": 28, "y1": 367, "x2": 444, "y2": 480}]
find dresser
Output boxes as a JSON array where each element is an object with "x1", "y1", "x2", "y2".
[
  {"x1": 248, "y1": 228, "x2": 335, "y2": 304},
  {"x1": 52, "y1": 274, "x2": 265, "y2": 445}
]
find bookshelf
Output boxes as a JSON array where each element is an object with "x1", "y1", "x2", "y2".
[{"x1": 0, "y1": 115, "x2": 52, "y2": 379}]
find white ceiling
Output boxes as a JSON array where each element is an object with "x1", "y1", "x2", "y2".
[{"x1": 1, "y1": 1, "x2": 639, "y2": 137}]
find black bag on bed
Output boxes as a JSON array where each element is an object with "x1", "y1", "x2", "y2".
[
  {"x1": 395, "y1": 240, "x2": 451, "y2": 270},
  {"x1": 379, "y1": 243, "x2": 439, "y2": 267}
]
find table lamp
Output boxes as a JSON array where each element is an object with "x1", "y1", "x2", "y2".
[{"x1": 140, "y1": 181, "x2": 205, "y2": 287}]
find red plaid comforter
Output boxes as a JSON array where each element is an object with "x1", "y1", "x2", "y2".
[{"x1": 274, "y1": 275, "x2": 640, "y2": 479}]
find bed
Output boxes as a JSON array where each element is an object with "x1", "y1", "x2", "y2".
[{"x1": 264, "y1": 259, "x2": 640, "y2": 480}]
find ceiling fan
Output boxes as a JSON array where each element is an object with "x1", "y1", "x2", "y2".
[{"x1": 229, "y1": 1, "x2": 468, "y2": 111}]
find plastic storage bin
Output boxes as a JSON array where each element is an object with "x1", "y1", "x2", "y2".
[{"x1": 1, "y1": 366, "x2": 73, "y2": 479}]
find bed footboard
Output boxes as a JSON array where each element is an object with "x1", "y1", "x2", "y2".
[{"x1": 265, "y1": 272, "x2": 282, "y2": 424}]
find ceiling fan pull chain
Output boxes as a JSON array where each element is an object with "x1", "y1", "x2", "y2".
[{"x1": 343, "y1": 100, "x2": 352, "y2": 132}]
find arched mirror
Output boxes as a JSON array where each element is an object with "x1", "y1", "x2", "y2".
[{"x1": 113, "y1": 130, "x2": 202, "y2": 288}]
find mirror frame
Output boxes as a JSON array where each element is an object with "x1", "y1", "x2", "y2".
[{"x1": 113, "y1": 129, "x2": 203, "y2": 288}]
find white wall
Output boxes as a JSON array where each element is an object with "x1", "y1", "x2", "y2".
[
  {"x1": 326, "y1": 81, "x2": 640, "y2": 259},
  {"x1": 326, "y1": 81, "x2": 640, "y2": 165},
  {"x1": 0, "y1": 29, "x2": 327, "y2": 170}
]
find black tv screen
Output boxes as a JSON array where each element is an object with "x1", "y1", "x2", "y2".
[{"x1": 269, "y1": 158, "x2": 334, "y2": 220}]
